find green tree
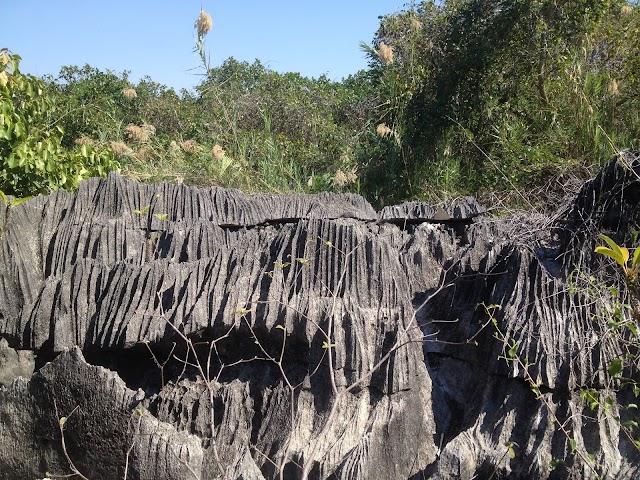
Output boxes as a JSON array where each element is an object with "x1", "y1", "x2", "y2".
[
  {"x1": 47, "y1": 64, "x2": 140, "y2": 146},
  {"x1": 362, "y1": 0, "x2": 640, "y2": 205},
  {"x1": 0, "y1": 49, "x2": 119, "y2": 197}
]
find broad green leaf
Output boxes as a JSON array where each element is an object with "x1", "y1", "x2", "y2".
[
  {"x1": 508, "y1": 341, "x2": 519, "y2": 359},
  {"x1": 594, "y1": 246, "x2": 625, "y2": 268},
  {"x1": 620, "y1": 246, "x2": 630, "y2": 265},
  {"x1": 633, "y1": 247, "x2": 640, "y2": 268},
  {"x1": 581, "y1": 388, "x2": 599, "y2": 410},
  {"x1": 597, "y1": 234, "x2": 629, "y2": 266},
  {"x1": 322, "y1": 341, "x2": 336, "y2": 349},
  {"x1": 569, "y1": 438, "x2": 577, "y2": 452},
  {"x1": 608, "y1": 358, "x2": 623, "y2": 377},
  {"x1": 275, "y1": 325, "x2": 285, "y2": 330},
  {"x1": 6, "y1": 153, "x2": 18, "y2": 168},
  {"x1": 599, "y1": 234, "x2": 620, "y2": 252},
  {"x1": 13, "y1": 121, "x2": 25, "y2": 138}
]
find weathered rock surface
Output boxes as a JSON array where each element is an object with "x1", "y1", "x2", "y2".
[
  {"x1": 0, "y1": 152, "x2": 639, "y2": 479},
  {"x1": 0, "y1": 337, "x2": 34, "y2": 387}
]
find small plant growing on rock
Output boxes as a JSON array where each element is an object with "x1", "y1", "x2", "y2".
[
  {"x1": 593, "y1": 234, "x2": 640, "y2": 450},
  {"x1": 595, "y1": 234, "x2": 640, "y2": 287}
]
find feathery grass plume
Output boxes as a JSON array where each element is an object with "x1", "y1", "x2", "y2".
[
  {"x1": 124, "y1": 124, "x2": 144, "y2": 142},
  {"x1": 122, "y1": 88, "x2": 137, "y2": 100},
  {"x1": 376, "y1": 123, "x2": 393, "y2": 137},
  {"x1": 74, "y1": 137, "x2": 95, "y2": 146},
  {"x1": 181, "y1": 139, "x2": 199, "y2": 154},
  {"x1": 135, "y1": 148, "x2": 154, "y2": 162},
  {"x1": 410, "y1": 18, "x2": 422, "y2": 31},
  {"x1": 378, "y1": 42, "x2": 394, "y2": 65},
  {"x1": 346, "y1": 168, "x2": 357, "y2": 184},
  {"x1": 608, "y1": 78, "x2": 619, "y2": 96},
  {"x1": 195, "y1": 10, "x2": 212, "y2": 36},
  {"x1": 621, "y1": 5, "x2": 633, "y2": 15},
  {"x1": 169, "y1": 140, "x2": 180, "y2": 154},
  {"x1": 212, "y1": 144, "x2": 226, "y2": 160},
  {"x1": 125, "y1": 123, "x2": 155, "y2": 142},
  {"x1": 333, "y1": 170, "x2": 348, "y2": 187},
  {"x1": 333, "y1": 168, "x2": 357, "y2": 188},
  {"x1": 110, "y1": 141, "x2": 133, "y2": 156},
  {"x1": 141, "y1": 123, "x2": 156, "y2": 137}
]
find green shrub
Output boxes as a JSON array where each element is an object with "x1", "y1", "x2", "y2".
[
  {"x1": 361, "y1": 0, "x2": 640, "y2": 205},
  {"x1": 0, "y1": 49, "x2": 119, "y2": 197}
]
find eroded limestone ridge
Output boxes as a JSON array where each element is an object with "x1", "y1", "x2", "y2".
[{"x1": 0, "y1": 152, "x2": 639, "y2": 479}]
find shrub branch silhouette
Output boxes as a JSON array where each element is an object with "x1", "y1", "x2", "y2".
[{"x1": 142, "y1": 228, "x2": 493, "y2": 479}]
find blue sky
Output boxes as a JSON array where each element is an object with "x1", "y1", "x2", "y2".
[{"x1": 2, "y1": 1, "x2": 408, "y2": 91}]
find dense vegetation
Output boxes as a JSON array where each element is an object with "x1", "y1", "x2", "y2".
[{"x1": 1, "y1": 0, "x2": 639, "y2": 208}]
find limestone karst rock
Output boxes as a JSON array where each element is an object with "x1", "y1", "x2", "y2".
[{"x1": 0, "y1": 152, "x2": 639, "y2": 479}]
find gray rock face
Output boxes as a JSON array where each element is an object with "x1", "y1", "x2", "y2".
[
  {"x1": 0, "y1": 337, "x2": 34, "y2": 387},
  {"x1": 0, "y1": 153, "x2": 639, "y2": 479}
]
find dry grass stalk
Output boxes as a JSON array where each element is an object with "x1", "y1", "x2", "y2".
[
  {"x1": 124, "y1": 124, "x2": 144, "y2": 142},
  {"x1": 74, "y1": 137, "x2": 95, "y2": 146},
  {"x1": 110, "y1": 141, "x2": 133, "y2": 156},
  {"x1": 378, "y1": 42, "x2": 394, "y2": 65},
  {"x1": 195, "y1": 10, "x2": 212, "y2": 36},
  {"x1": 141, "y1": 123, "x2": 156, "y2": 137},
  {"x1": 333, "y1": 168, "x2": 357, "y2": 187},
  {"x1": 122, "y1": 88, "x2": 137, "y2": 100},
  {"x1": 181, "y1": 139, "x2": 199, "y2": 154},
  {"x1": 376, "y1": 123, "x2": 393, "y2": 138},
  {"x1": 169, "y1": 140, "x2": 180, "y2": 154},
  {"x1": 124, "y1": 123, "x2": 155, "y2": 143},
  {"x1": 212, "y1": 144, "x2": 225, "y2": 160},
  {"x1": 334, "y1": 170, "x2": 348, "y2": 187},
  {"x1": 135, "y1": 148, "x2": 154, "y2": 162}
]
